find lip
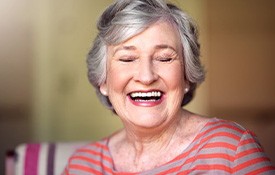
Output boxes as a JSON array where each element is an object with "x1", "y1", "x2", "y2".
[{"x1": 127, "y1": 90, "x2": 164, "y2": 107}]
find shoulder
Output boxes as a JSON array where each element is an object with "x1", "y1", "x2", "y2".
[
  {"x1": 197, "y1": 118, "x2": 273, "y2": 161},
  {"x1": 193, "y1": 118, "x2": 261, "y2": 153},
  {"x1": 201, "y1": 118, "x2": 251, "y2": 141},
  {"x1": 184, "y1": 114, "x2": 249, "y2": 143},
  {"x1": 204, "y1": 117, "x2": 247, "y2": 132},
  {"x1": 191, "y1": 118, "x2": 275, "y2": 174}
]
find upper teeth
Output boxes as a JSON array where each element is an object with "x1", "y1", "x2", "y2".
[{"x1": 130, "y1": 91, "x2": 162, "y2": 98}]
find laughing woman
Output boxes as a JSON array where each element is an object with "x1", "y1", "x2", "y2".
[{"x1": 63, "y1": 0, "x2": 275, "y2": 174}]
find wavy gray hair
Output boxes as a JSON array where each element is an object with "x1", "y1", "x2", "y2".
[{"x1": 87, "y1": 0, "x2": 205, "y2": 111}]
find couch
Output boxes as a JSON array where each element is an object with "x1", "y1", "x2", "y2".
[{"x1": 5, "y1": 142, "x2": 88, "y2": 175}]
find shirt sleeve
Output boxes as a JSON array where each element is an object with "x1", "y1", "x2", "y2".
[{"x1": 233, "y1": 130, "x2": 275, "y2": 174}]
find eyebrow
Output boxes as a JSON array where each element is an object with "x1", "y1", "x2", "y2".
[
  {"x1": 113, "y1": 44, "x2": 177, "y2": 55},
  {"x1": 154, "y1": 44, "x2": 177, "y2": 52},
  {"x1": 113, "y1": 45, "x2": 136, "y2": 55}
]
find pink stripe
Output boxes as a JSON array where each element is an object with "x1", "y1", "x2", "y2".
[{"x1": 24, "y1": 144, "x2": 40, "y2": 175}]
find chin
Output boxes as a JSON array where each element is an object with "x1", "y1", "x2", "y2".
[{"x1": 124, "y1": 112, "x2": 169, "y2": 129}]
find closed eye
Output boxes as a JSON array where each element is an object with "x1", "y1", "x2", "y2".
[
  {"x1": 119, "y1": 59, "x2": 134, "y2": 62},
  {"x1": 118, "y1": 57, "x2": 137, "y2": 62},
  {"x1": 157, "y1": 57, "x2": 173, "y2": 62}
]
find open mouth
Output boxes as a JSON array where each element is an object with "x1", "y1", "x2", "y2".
[{"x1": 129, "y1": 91, "x2": 163, "y2": 102}]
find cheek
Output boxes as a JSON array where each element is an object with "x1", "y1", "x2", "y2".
[
  {"x1": 106, "y1": 65, "x2": 130, "y2": 93},
  {"x1": 160, "y1": 63, "x2": 185, "y2": 89}
]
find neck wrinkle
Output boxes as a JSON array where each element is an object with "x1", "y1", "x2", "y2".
[{"x1": 123, "y1": 110, "x2": 189, "y2": 157}]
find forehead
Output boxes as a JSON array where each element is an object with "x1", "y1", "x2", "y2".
[{"x1": 110, "y1": 21, "x2": 182, "y2": 53}]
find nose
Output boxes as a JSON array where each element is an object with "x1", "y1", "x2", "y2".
[{"x1": 134, "y1": 59, "x2": 158, "y2": 85}]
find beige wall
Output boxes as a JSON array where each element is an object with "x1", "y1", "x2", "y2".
[
  {"x1": 207, "y1": 0, "x2": 275, "y2": 163},
  {"x1": 208, "y1": 0, "x2": 275, "y2": 113},
  {"x1": 32, "y1": 0, "x2": 119, "y2": 141}
]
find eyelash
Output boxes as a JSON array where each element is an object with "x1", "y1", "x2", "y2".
[
  {"x1": 157, "y1": 57, "x2": 173, "y2": 62},
  {"x1": 117, "y1": 56, "x2": 174, "y2": 63},
  {"x1": 118, "y1": 57, "x2": 137, "y2": 62}
]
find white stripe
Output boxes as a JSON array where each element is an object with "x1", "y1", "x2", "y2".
[
  {"x1": 15, "y1": 144, "x2": 26, "y2": 175},
  {"x1": 38, "y1": 143, "x2": 49, "y2": 175}
]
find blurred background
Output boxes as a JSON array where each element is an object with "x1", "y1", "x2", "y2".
[{"x1": 0, "y1": 0, "x2": 275, "y2": 173}]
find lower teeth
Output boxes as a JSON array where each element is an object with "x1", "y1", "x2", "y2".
[{"x1": 135, "y1": 99, "x2": 157, "y2": 102}]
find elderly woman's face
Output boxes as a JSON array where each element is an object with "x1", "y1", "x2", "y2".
[{"x1": 100, "y1": 21, "x2": 189, "y2": 128}]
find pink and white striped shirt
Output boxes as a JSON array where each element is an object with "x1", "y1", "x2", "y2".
[{"x1": 63, "y1": 118, "x2": 275, "y2": 174}]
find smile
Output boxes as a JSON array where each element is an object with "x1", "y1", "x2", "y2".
[{"x1": 129, "y1": 91, "x2": 163, "y2": 102}]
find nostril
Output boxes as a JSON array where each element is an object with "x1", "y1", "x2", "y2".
[
  {"x1": 135, "y1": 63, "x2": 158, "y2": 84},
  {"x1": 136, "y1": 71, "x2": 158, "y2": 84}
]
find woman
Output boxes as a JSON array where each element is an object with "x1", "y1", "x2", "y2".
[{"x1": 64, "y1": 0, "x2": 275, "y2": 174}]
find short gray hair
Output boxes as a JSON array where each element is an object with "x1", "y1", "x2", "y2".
[{"x1": 87, "y1": 0, "x2": 205, "y2": 111}]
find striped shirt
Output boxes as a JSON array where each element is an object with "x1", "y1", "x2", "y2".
[{"x1": 63, "y1": 118, "x2": 275, "y2": 174}]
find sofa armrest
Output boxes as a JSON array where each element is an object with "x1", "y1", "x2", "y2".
[{"x1": 6, "y1": 142, "x2": 87, "y2": 175}]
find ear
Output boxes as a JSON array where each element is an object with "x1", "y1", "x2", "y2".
[{"x1": 99, "y1": 82, "x2": 108, "y2": 96}]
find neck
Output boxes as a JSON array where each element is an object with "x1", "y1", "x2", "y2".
[
  {"x1": 122, "y1": 109, "x2": 190, "y2": 155},
  {"x1": 109, "y1": 110, "x2": 206, "y2": 172}
]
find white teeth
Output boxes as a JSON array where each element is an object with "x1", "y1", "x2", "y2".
[{"x1": 130, "y1": 91, "x2": 162, "y2": 98}]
